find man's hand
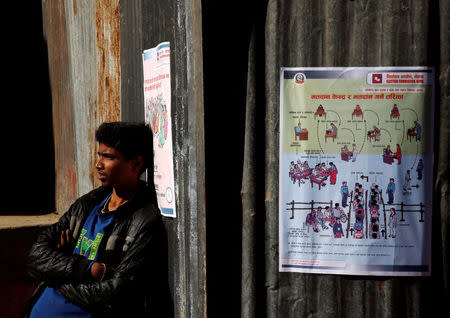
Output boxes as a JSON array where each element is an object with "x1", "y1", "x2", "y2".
[
  {"x1": 91, "y1": 262, "x2": 116, "y2": 281},
  {"x1": 56, "y1": 229, "x2": 72, "y2": 251}
]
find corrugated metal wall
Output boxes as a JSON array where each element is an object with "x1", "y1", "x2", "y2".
[
  {"x1": 241, "y1": 0, "x2": 449, "y2": 317},
  {"x1": 42, "y1": 0, "x2": 206, "y2": 317},
  {"x1": 40, "y1": 0, "x2": 449, "y2": 317}
]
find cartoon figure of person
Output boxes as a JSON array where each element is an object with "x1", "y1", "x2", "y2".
[
  {"x1": 289, "y1": 161, "x2": 295, "y2": 179},
  {"x1": 384, "y1": 145, "x2": 393, "y2": 156},
  {"x1": 403, "y1": 170, "x2": 411, "y2": 191},
  {"x1": 306, "y1": 209, "x2": 319, "y2": 232},
  {"x1": 318, "y1": 104, "x2": 324, "y2": 111},
  {"x1": 333, "y1": 203, "x2": 343, "y2": 221},
  {"x1": 388, "y1": 208, "x2": 398, "y2": 238},
  {"x1": 353, "y1": 225, "x2": 364, "y2": 239},
  {"x1": 158, "y1": 104, "x2": 167, "y2": 147},
  {"x1": 374, "y1": 125, "x2": 381, "y2": 141},
  {"x1": 341, "y1": 181, "x2": 349, "y2": 207},
  {"x1": 329, "y1": 162, "x2": 338, "y2": 185},
  {"x1": 324, "y1": 206, "x2": 334, "y2": 226},
  {"x1": 330, "y1": 123, "x2": 338, "y2": 138},
  {"x1": 417, "y1": 159, "x2": 424, "y2": 180},
  {"x1": 394, "y1": 144, "x2": 402, "y2": 164},
  {"x1": 295, "y1": 122, "x2": 304, "y2": 139},
  {"x1": 386, "y1": 178, "x2": 395, "y2": 204},
  {"x1": 351, "y1": 143, "x2": 357, "y2": 162},
  {"x1": 392, "y1": 104, "x2": 399, "y2": 113},
  {"x1": 414, "y1": 121, "x2": 422, "y2": 141},
  {"x1": 316, "y1": 207, "x2": 328, "y2": 230},
  {"x1": 357, "y1": 183, "x2": 364, "y2": 197},
  {"x1": 333, "y1": 218, "x2": 343, "y2": 238}
]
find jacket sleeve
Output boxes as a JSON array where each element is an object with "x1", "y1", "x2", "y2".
[
  {"x1": 56, "y1": 212, "x2": 165, "y2": 315},
  {"x1": 26, "y1": 201, "x2": 92, "y2": 286}
]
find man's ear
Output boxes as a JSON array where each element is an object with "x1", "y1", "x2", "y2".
[{"x1": 132, "y1": 155, "x2": 144, "y2": 172}]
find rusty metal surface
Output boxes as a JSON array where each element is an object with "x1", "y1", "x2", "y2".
[
  {"x1": 241, "y1": 0, "x2": 450, "y2": 317},
  {"x1": 64, "y1": 0, "x2": 121, "y2": 197},
  {"x1": 42, "y1": 0, "x2": 121, "y2": 210},
  {"x1": 42, "y1": 0, "x2": 78, "y2": 213}
]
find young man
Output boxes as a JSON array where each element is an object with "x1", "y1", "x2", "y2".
[{"x1": 23, "y1": 122, "x2": 171, "y2": 318}]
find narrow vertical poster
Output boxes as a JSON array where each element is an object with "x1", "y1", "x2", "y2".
[
  {"x1": 143, "y1": 42, "x2": 176, "y2": 218},
  {"x1": 279, "y1": 67, "x2": 434, "y2": 276}
]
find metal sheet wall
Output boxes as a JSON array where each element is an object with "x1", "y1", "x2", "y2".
[
  {"x1": 120, "y1": 1, "x2": 206, "y2": 317},
  {"x1": 43, "y1": 0, "x2": 206, "y2": 317},
  {"x1": 42, "y1": 0, "x2": 121, "y2": 213},
  {"x1": 241, "y1": 0, "x2": 449, "y2": 317}
]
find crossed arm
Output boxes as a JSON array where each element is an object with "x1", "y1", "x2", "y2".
[{"x1": 27, "y1": 204, "x2": 163, "y2": 314}]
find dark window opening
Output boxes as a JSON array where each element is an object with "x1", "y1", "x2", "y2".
[{"x1": 1, "y1": 2, "x2": 54, "y2": 215}]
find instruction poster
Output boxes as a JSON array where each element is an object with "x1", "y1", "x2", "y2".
[
  {"x1": 143, "y1": 42, "x2": 176, "y2": 218},
  {"x1": 279, "y1": 67, "x2": 434, "y2": 276}
]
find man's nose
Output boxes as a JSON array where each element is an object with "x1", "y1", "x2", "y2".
[{"x1": 95, "y1": 158, "x2": 103, "y2": 169}]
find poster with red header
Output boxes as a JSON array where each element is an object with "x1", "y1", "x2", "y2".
[{"x1": 142, "y1": 42, "x2": 176, "y2": 218}]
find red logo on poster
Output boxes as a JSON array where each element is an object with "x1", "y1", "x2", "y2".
[{"x1": 372, "y1": 74, "x2": 383, "y2": 83}]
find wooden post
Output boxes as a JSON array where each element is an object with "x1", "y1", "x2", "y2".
[
  {"x1": 419, "y1": 202, "x2": 424, "y2": 222},
  {"x1": 290, "y1": 200, "x2": 295, "y2": 219},
  {"x1": 400, "y1": 202, "x2": 405, "y2": 221}
]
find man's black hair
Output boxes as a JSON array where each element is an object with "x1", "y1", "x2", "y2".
[{"x1": 95, "y1": 122, "x2": 153, "y2": 172}]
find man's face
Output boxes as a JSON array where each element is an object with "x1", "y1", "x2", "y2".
[{"x1": 95, "y1": 143, "x2": 140, "y2": 188}]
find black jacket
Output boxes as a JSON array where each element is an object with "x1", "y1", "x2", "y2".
[{"x1": 23, "y1": 182, "x2": 172, "y2": 317}]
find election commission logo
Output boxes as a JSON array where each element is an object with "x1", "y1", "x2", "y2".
[
  {"x1": 372, "y1": 73, "x2": 383, "y2": 83},
  {"x1": 294, "y1": 73, "x2": 306, "y2": 84}
]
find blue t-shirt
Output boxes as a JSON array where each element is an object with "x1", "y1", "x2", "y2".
[{"x1": 31, "y1": 194, "x2": 114, "y2": 318}]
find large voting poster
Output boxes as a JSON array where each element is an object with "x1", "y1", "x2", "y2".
[
  {"x1": 143, "y1": 42, "x2": 176, "y2": 218},
  {"x1": 279, "y1": 67, "x2": 434, "y2": 276}
]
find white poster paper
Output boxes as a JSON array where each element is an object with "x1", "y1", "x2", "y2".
[{"x1": 143, "y1": 42, "x2": 176, "y2": 218}]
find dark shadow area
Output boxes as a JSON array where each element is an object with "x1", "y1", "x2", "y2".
[
  {"x1": 202, "y1": 1, "x2": 259, "y2": 317},
  {"x1": 1, "y1": 2, "x2": 55, "y2": 215}
]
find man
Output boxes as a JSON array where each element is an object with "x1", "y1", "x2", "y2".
[
  {"x1": 333, "y1": 218, "x2": 343, "y2": 238},
  {"x1": 306, "y1": 209, "x2": 319, "y2": 233},
  {"x1": 387, "y1": 178, "x2": 395, "y2": 204},
  {"x1": 413, "y1": 120, "x2": 422, "y2": 141},
  {"x1": 416, "y1": 159, "x2": 424, "y2": 180},
  {"x1": 23, "y1": 122, "x2": 171, "y2": 318},
  {"x1": 340, "y1": 181, "x2": 349, "y2": 207}
]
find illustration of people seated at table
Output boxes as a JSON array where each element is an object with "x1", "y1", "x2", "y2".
[
  {"x1": 325, "y1": 123, "x2": 337, "y2": 142},
  {"x1": 314, "y1": 104, "x2": 326, "y2": 119},
  {"x1": 352, "y1": 104, "x2": 364, "y2": 119},
  {"x1": 407, "y1": 120, "x2": 422, "y2": 142},
  {"x1": 309, "y1": 162, "x2": 334, "y2": 190},
  {"x1": 390, "y1": 103, "x2": 400, "y2": 119},
  {"x1": 289, "y1": 160, "x2": 313, "y2": 186},
  {"x1": 382, "y1": 144, "x2": 401, "y2": 165},
  {"x1": 294, "y1": 122, "x2": 308, "y2": 140},
  {"x1": 341, "y1": 143, "x2": 357, "y2": 162},
  {"x1": 367, "y1": 125, "x2": 381, "y2": 142}
]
